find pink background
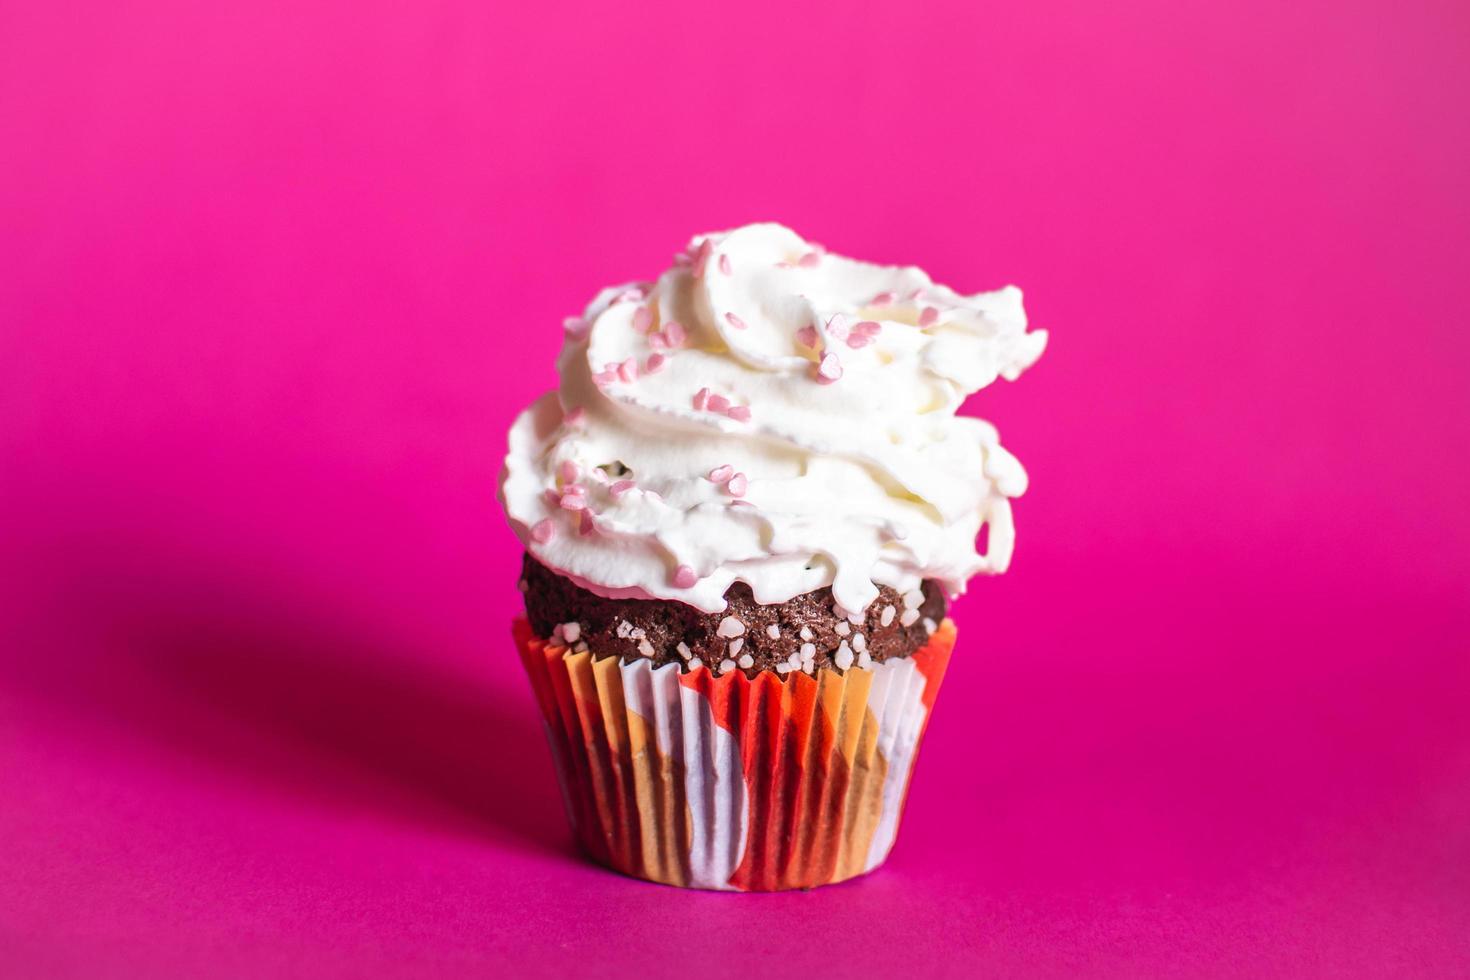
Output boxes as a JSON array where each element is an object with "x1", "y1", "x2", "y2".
[{"x1": 3, "y1": 1, "x2": 1468, "y2": 976}]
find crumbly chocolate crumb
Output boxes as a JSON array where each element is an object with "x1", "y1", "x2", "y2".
[{"x1": 520, "y1": 554, "x2": 946, "y2": 674}]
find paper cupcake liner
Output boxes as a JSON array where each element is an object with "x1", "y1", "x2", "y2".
[{"x1": 514, "y1": 618, "x2": 954, "y2": 891}]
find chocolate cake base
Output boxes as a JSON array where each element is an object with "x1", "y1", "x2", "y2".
[{"x1": 519, "y1": 554, "x2": 946, "y2": 675}]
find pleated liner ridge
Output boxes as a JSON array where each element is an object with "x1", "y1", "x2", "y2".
[{"x1": 514, "y1": 617, "x2": 955, "y2": 891}]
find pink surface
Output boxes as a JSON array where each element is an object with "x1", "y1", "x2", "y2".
[{"x1": 3, "y1": 1, "x2": 1468, "y2": 976}]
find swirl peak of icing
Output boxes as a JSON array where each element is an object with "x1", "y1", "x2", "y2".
[{"x1": 500, "y1": 223, "x2": 1046, "y2": 614}]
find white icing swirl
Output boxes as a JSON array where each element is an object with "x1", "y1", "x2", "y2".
[{"x1": 499, "y1": 223, "x2": 1046, "y2": 615}]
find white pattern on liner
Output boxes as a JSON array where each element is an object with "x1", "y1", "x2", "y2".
[{"x1": 500, "y1": 222, "x2": 1046, "y2": 614}]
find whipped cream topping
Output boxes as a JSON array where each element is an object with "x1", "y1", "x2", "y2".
[{"x1": 500, "y1": 223, "x2": 1046, "y2": 615}]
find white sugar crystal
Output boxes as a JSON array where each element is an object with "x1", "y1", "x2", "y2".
[
  {"x1": 616, "y1": 620, "x2": 633, "y2": 639},
  {"x1": 900, "y1": 608, "x2": 920, "y2": 627},
  {"x1": 561, "y1": 622, "x2": 581, "y2": 643},
  {"x1": 879, "y1": 605, "x2": 896, "y2": 627},
  {"x1": 852, "y1": 633, "x2": 867, "y2": 653},
  {"x1": 718, "y1": 658, "x2": 737, "y2": 674},
  {"x1": 799, "y1": 626, "x2": 814, "y2": 641},
  {"x1": 923, "y1": 617, "x2": 938, "y2": 634},
  {"x1": 676, "y1": 641, "x2": 692, "y2": 660},
  {"x1": 638, "y1": 639, "x2": 655, "y2": 658},
  {"x1": 687, "y1": 656, "x2": 703, "y2": 670},
  {"x1": 717, "y1": 616, "x2": 746, "y2": 637},
  {"x1": 737, "y1": 653, "x2": 754, "y2": 669},
  {"x1": 729, "y1": 638, "x2": 744, "y2": 655},
  {"x1": 834, "y1": 621, "x2": 851, "y2": 636},
  {"x1": 630, "y1": 627, "x2": 647, "y2": 640},
  {"x1": 834, "y1": 642, "x2": 854, "y2": 671},
  {"x1": 903, "y1": 590, "x2": 924, "y2": 610},
  {"x1": 787, "y1": 652, "x2": 802, "y2": 668},
  {"x1": 775, "y1": 662, "x2": 793, "y2": 675},
  {"x1": 766, "y1": 624, "x2": 781, "y2": 640},
  {"x1": 799, "y1": 642, "x2": 816, "y2": 659},
  {"x1": 801, "y1": 660, "x2": 815, "y2": 674},
  {"x1": 857, "y1": 651, "x2": 873, "y2": 669}
]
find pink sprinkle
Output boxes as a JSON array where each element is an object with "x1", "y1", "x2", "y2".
[
  {"x1": 825, "y1": 313, "x2": 850, "y2": 340},
  {"x1": 797, "y1": 251, "x2": 821, "y2": 268},
  {"x1": 558, "y1": 460, "x2": 579, "y2": 483},
  {"x1": 725, "y1": 312, "x2": 747, "y2": 330},
  {"x1": 726, "y1": 473, "x2": 748, "y2": 497},
  {"x1": 617, "y1": 357, "x2": 639, "y2": 383},
  {"x1": 663, "y1": 321, "x2": 687, "y2": 347},
  {"x1": 693, "y1": 387, "x2": 710, "y2": 411},
  {"x1": 707, "y1": 393, "x2": 731, "y2": 413},
  {"x1": 719, "y1": 253, "x2": 732, "y2": 275},
  {"x1": 692, "y1": 239, "x2": 714, "y2": 278},
  {"x1": 562, "y1": 483, "x2": 586, "y2": 496},
  {"x1": 871, "y1": 292, "x2": 896, "y2": 306},
  {"x1": 795, "y1": 324, "x2": 819, "y2": 348},
  {"x1": 919, "y1": 307, "x2": 940, "y2": 327},
  {"x1": 544, "y1": 488, "x2": 562, "y2": 506},
  {"x1": 726, "y1": 405, "x2": 751, "y2": 422},
  {"x1": 564, "y1": 406, "x2": 586, "y2": 426},
  {"x1": 673, "y1": 251, "x2": 693, "y2": 268},
  {"x1": 578, "y1": 510, "x2": 597, "y2": 536},
  {"x1": 632, "y1": 307, "x2": 653, "y2": 332},
  {"x1": 609, "y1": 479, "x2": 636, "y2": 497},
  {"x1": 592, "y1": 370, "x2": 617, "y2": 387},
  {"x1": 531, "y1": 518, "x2": 555, "y2": 543},
  {"x1": 563, "y1": 316, "x2": 590, "y2": 338},
  {"x1": 847, "y1": 320, "x2": 880, "y2": 348},
  {"x1": 907, "y1": 287, "x2": 925, "y2": 301},
  {"x1": 673, "y1": 565, "x2": 698, "y2": 589},
  {"x1": 816, "y1": 352, "x2": 843, "y2": 384},
  {"x1": 708, "y1": 464, "x2": 734, "y2": 484},
  {"x1": 645, "y1": 352, "x2": 666, "y2": 373},
  {"x1": 614, "y1": 288, "x2": 642, "y2": 304},
  {"x1": 648, "y1": 332, "x2": 668, "y2": 351},
  {"x1": 559, "y1": 493, "x2": 588, "y2": 511}
]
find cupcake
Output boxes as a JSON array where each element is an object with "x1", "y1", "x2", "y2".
[{"x1": 500, "y1": 223, "x2": 1045, "y2": 890}]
